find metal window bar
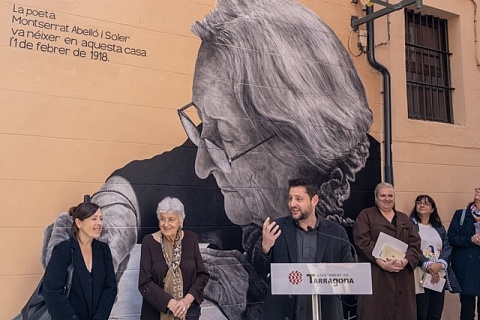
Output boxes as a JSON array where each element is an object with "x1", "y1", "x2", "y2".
[{"x1": 405, "y1": 10, "x2": 454, "y2": 123}]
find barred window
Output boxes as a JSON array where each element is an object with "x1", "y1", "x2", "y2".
[{"x1": 405, "y1": 10, "x2": 454, "y2": 123}]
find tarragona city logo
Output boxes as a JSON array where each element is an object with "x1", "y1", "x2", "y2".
[
  {"x1": 288, "y1": 271, "x2": 355, "y2": 286},
  {"x1": 288, "y1": 270, "x2": 303, "y2": 285}
]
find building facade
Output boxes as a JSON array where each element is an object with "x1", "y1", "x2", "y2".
[{"x1": 1, "y1": 0, "x2": 478, "y2": 318}]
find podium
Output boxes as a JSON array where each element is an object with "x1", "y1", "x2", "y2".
[{"x1": 270, "y1": 263, "x2": 372, "y2": 320}]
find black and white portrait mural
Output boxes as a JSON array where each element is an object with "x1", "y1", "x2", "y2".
[{"x1": 32, "y1": 0, "x2": 380, "y2": 319}]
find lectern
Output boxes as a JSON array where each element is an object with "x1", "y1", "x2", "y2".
[{"x1": 270, "y1": 263, "x2": 372, "y2": 320}]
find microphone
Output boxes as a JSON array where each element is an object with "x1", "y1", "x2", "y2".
[{"x1": 307, "y1": 226, "x2": 358, "y2": 263}]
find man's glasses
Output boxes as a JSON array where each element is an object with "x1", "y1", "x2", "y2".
[
  {"x1": 178, "y1": 102, "x2": 275, "y2": 172},
  {"x1": 415, "y1": 201, "x2": 432, "y2": 206}
]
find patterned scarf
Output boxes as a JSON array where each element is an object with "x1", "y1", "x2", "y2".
[
  {"x1": 160, "y1": 231, "x2": 183, "y2": 320},
  {"x1": 471, "y1": 203, "x2": 480, "y2": 218}
]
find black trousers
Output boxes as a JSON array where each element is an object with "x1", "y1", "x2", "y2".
[
  {"x1": 460, "y1": 294, "x2": 480, "y2": 320},
  {"x1": 416, "y1": 289, "x2": 445, "y2": 320}
]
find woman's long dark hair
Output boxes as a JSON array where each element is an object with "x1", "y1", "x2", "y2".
[
  {"x1": 410, "y1": 194, "x2": 442, "y2": 228},
  {"x1": 69, "y1": 201, "x2": 100, "y2": 236}
]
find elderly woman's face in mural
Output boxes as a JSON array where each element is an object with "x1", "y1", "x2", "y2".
[{"x1": 185, "y1": 45, "x2": 299, "y2": 226}]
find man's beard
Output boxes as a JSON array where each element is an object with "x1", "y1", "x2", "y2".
[{"x1": 290, "y1": 207, "x2": 312, "y2": 221}]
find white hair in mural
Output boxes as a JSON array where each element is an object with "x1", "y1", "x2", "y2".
[
  {"x1": 18, "y1": 1, "x2": 377, "y2": 320},
  {"x1": 191, "y1": 0, "x2": 373, "y2": 219}
]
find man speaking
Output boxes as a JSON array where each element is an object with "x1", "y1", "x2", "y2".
[{"x1": 253, "y1": 178, "x2": 354, "y2": 320}]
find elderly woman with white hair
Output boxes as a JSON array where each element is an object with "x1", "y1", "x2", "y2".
[{"x1": 138, "y1": 197, "x2": 209, "y2": 320}]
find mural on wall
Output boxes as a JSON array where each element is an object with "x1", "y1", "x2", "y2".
[{"x1": 19, "y1": 0, "x2": 380, "y2": 319}]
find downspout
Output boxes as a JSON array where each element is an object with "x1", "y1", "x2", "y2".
[
  {"x1": 366, "y1": 5, "x2": 394, "y2": 185},
  {"x1": 472, "y1": 0, "x2": 480, "y2": 67}
]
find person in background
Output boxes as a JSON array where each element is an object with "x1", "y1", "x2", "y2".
[
  {"x1": 44, "y1": 199, "x2": 117, "y2": 320},
  {"x1": 410, "y1": 194, "x2": 457, "y2": 320},
  {"x1": 138, "y1": 197, "x2": 209, "y2": 320},
  {"x1": 253, "y1": 177, "x2": 353, "y2": 320},
  {"x1": 448, "y1": 187, "x2": 480, "y2": 320},
  {"x1": 353, "y1": 182, "x2": 422, "y2": 320}
]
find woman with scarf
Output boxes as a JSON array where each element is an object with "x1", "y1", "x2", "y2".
[
  {"x1": 448, "y1": 187, "x2": 480, "y2": 320},
  {"x1": 138, "y1": 197, "x2": 209, "y2": 320}
]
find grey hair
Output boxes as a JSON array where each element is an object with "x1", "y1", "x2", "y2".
[
  {"x1": 374, "y1": 182, "x2": 395, "y2": 198},
  {"x1": 156, "y1": 197, "x2": 186, "y2": 222},
  {"x1": 192, "y1": 0, "x2": 373, "y2": 216}
]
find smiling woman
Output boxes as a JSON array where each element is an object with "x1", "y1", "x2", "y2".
[
  {"x1": 353, "y1": 182, "x2": 422, "y2": 320},
  {"x1": 75, "y1": 205, "x2": 104, "y2": 250},
  {"x1": 138, "y1": 197, "x2": 209, "y2": 320},
  {"x1": 42, "y1": 199, "x2": 117, "y2": 320},
  {"x1": 409, "y1": 195, "x2": 457, "y2": 320}
]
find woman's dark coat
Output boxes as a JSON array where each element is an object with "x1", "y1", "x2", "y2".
[
  {"x1": 448, "y1": 207, "x2": 480, "y2": 296},
  {"x1": 138, "y1": 230, "x2": 209, "y2": 320},
  {"x1": 44, "y1": 237, "x2": 117, "y2": 320},
  {"x1": 353, "y1": 206, "x2": 422, "y2": 320}
]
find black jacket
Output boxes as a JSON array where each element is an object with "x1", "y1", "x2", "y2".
[
  {"x1": 253, "y1": 216, "x2": 353, "y2": 320},
  {"x1": 44, "y1": 237, "x2": 117, "y2": 320},
  {"x1": 448, "y1": 207, "x2": 480, "y2": 295}
]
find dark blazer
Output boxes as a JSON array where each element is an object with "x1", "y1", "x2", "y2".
[
  {"x1": 253, "y1": 216, "x2": 354, "y2": 320},
  {"x1": 448, "y1": 207, "x2": 480, "y2": 296},
  {"x1": 44, "y1": 237, "x2": 117, "y2": 320}
]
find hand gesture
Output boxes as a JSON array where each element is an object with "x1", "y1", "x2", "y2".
[{"x1": 261, "y1": 217, "x2": 281, "y2": 254}]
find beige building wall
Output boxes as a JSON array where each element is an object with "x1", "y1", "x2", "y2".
[
  {"x1": 375, "y1": 2, "x2": 479, "y2": 315},
  {"x1": 0, "y1": 0, "x2": 477, "y2": 318},
  {"x1": 378, "y1": 0, "x2": 480, "y2": 223},
  {"x1": 0, "y1": 0, "x2": 215, "y2": 316}
]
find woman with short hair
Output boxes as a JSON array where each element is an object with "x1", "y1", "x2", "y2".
[
  {"x1": 353, "y1": 182, "x2": 422, "y2": 320},
  {"x1": 138, "y1": 197, "x2": 209, "y2": 320}
]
